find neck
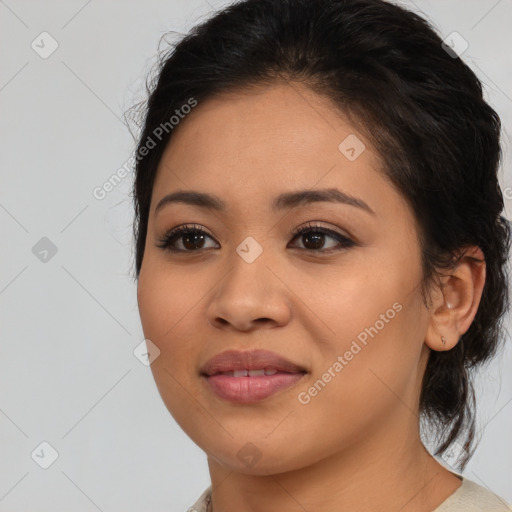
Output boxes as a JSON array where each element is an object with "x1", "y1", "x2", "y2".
[{"x1": 206, "y1": 411, "x2": 462, "y2": 512}]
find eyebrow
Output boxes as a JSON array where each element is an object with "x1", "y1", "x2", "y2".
[{"x1": 154, "y1": 188, "x2": 375, "y2": 216}]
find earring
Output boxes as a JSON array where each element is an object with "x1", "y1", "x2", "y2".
[{"x1": 441, "y1": 336, "x2": 446, "y2": 350}]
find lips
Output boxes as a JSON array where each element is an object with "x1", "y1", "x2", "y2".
[
  {"x1": 200, "y1": 349, "x2": 308, "y2": 403},
  {"x1": 200, "y1": 349, "x2": 307, "y2": 376}
]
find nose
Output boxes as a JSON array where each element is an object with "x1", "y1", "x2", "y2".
[{"x1": 206, "y1": 249, "x2": 292, "y2": 332}]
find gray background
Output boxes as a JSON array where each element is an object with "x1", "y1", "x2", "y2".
[{"x1": 1, "y1": 0, "x2": 511, "y2": 510}]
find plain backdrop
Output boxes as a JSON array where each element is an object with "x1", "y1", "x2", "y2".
[{"x1": 1, "y1": 1, "x2": 511, "y2": 510}]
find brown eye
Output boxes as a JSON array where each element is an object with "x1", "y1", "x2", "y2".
[
  {"x1": 156, "y1": 222, "x2": 355, "y2": 254},
  {"x1": 289, "y1": 223, "x2": 355, "y2": 253},
  {"x1": 157, "y1": 225, "x2": 218, "y2": 252}
]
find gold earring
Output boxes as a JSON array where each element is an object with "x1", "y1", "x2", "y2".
[{"x1": 441, "y1": 336, "x2": 446, "y2": 350}]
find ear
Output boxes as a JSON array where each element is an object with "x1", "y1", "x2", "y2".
[{"x1": 424, "y1": 246, "x2": 486, "y2": 352}]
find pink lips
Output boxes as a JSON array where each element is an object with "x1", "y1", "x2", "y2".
[{"x1": 200, "y1": 349, "x2": 307, "y2": 403}]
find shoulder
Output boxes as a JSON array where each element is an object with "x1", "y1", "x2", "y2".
[
  {"x1": 433, "y1": 478, "x2": 512, "y2": 512},
  {"x1": 186, "y1": 486, "x2": 212, "y2": 512},
  {"x1": 186, "y1": 480, "x2": 512, "y2": 512}
]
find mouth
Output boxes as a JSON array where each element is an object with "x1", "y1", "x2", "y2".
[
  {"x1": 200, "y1": 349, "x2": 308, "y2": 403},
  {"x1": 212, "y1": 368, "x2": 283, "y2": 377},
  {"x1": 200, "y1": 348, "x2": 307, "y2": 376}
]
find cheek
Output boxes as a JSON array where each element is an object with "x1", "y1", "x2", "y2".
[
  {"x1": 137, "y1": 265, "x2": 195, "y2": 366},
  {"x1": 299, "y1": 258, "x2": 424, "y2": 403},
  {"x1": 293, "y1": 316, "x2": 420, "y2": 455},
  {"x1": 137, "y1": 267, "x2": 206, "y2": 428},
  {"x1": 138, "y1": 257, "x2": 197, "y2": 335}
]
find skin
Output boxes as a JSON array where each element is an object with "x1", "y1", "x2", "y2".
[{"x1": 136, "y1": 81, "x2": 486, "y2": 512}]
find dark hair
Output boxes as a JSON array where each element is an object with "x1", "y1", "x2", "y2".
[{"x1": 130, "y1": 0, "x2": 511, "y2": 469}]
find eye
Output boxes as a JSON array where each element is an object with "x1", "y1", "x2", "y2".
[
  {"x1": 156, "y1": 224, "x2": 218, "y2": 253},
  {"x1": 156, "y1": 222, "x2": 356, "y2": 254},
  {"x1": 288, "y1": 222, "x2": 355, "y2": 253}
]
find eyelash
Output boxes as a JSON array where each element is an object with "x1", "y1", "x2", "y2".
[{"x1": 156, "y1": 222, "x2": 356, "y2": 254}]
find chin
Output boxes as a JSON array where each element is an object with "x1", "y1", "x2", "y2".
[{"x1": 201, "y1": 435, "x2": 319, "y2": 476}]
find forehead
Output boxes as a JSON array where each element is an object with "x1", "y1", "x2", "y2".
[
  {"x1": 151, "y1": 81, "x2": 399, "y2": 216},
  {"x1": 158, "y1": 81, "x2": 376, "y2": 162}
]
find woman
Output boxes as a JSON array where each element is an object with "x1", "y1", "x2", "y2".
[{"x1": 132, "y1": 0, "x2": 511, "y2": 510}]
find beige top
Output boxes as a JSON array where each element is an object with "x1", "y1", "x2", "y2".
[{"x1": 187, "y1": 478, "x2": 512, "y2": 512}]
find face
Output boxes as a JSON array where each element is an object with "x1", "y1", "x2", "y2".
[{"x1": 137, "y1": 81, "x2": 432, "y2": 474}]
